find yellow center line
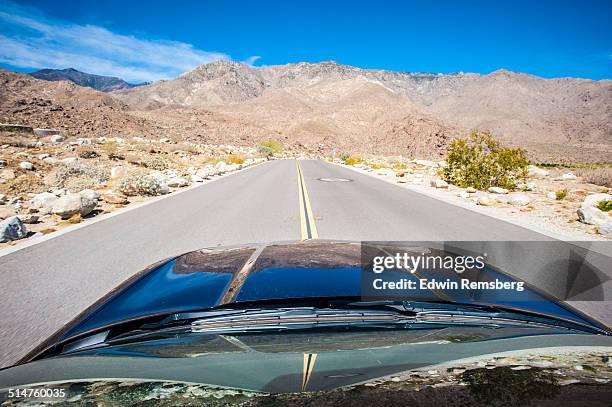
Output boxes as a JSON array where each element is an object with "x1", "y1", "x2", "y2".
[{"x1": 296, "y1": 161, "x2": 319, "y2": 240}]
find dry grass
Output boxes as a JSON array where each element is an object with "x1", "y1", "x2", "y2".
[
  {"x1": 0, "y1": 174, "x2": 47, "y2": 195},
  {"x1": 574, "y1": 167, "x2": 612, "y2": 188},
  {"x1": 226, "y1": 154, "x2": 245, "y2": 165}
]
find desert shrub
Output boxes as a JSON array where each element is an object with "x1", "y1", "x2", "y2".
[
  {"x1": 226, "y1": 154, "x2": 245, "y2": 165},
  {"x1": 555, "y1": 189, "x2": 568, "y2": 200},
  {"x1": 115, "y1": 175, "x2": 163, "y2": 196},
  {"x1": 63, "y1": 176, "x2": 99, "y2": 192},
  {"x1": 54, "y1": 162, "x2": 109, "y2": 187},
  {"x1": 139, "y1": 154, "x2": 170, "y2": 171},
  {"x1": 442, "y1": 130, "x2": 528, "y2": 190},
  {"x1": 574, "y1": 167, "x2": 612, "y2": 188},
  {"x1": 259, "y1": 139, "x2": 283, "y2": 154},
  {"x1": 344, "y1": 156, "x2": 363, "y2": 166},
  {"x1": 0, "y1": 174, "x2": 47, "y2": 195},
  {"x1": 339, "y1": 152, "x2": 350, "y2": 162},
  {"x1": 596, "y1": 199, "x2": 612, "y2": 212},
  {"x1": 258, "y1": 146, "x2": 274, "y2": 158},
  {"x1": 392, "y1": 162, "x2": 407, "y2": 170},
  {"x1": 76, "y1": 146, "x2": 100, "y2": 159},
  {"x1": 102, "y1": 141, "x2": 124, "y2": 160}
]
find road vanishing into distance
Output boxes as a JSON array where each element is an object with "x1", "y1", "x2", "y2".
[{"x1": 0, "y1": 159, "x2": 610, "y2": 368}]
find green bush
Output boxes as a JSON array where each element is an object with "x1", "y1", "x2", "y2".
[
  {"x1": 115, "y1": 175, "x2": 163, "y2": 196},
  {"x1": 339, "y1": 152, "x2": 350, "y2": 162},
  {"x1": 596, "y1": 199, "x2": 612, "y2": 212},
  {"x1": 259, "y1": 139, "x2": 283, "y2": 155},
  {"x1": 555, "y1": 189, "x2": 568, "y2": 200},
  {"x1": 442, "y1": 130, "x2": 528, "y2": 190},
  {"x1": 258, "y1": 145, "x2": 274, "y2": 158}
]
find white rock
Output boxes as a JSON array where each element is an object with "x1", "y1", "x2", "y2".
[
  {"x1": 430, "y1": 179, "x2": 449, "y2": 188},
  {"x1": 190, "y1": 175, "x2": 205, "y2": 182},
  {"x1": 30, "y1": 192, "x2": 58, "y2": 214},
  {"x1": 50, "y1": 135, "x2": 65, "y2": 143},
  {"x1": 581, "y1": 193, "x2": 611, "y2": 210},
  {"x1": 195, "y1": 167, "x2": 213, "y2": 179},
  {"x1": 51, "y1": 193, "x2": 97, "y2": 219},
  {"x1": 546, "y1": 192, "x2": 557, "y2": 200},
  {"x1": 37, "y1": 153, "x2": 50, "y2": 160},
  {"x1": 60, "y1": 157, "x2": 78, "y2": 165},
  {"x1": 509, "y1": 193, "x2": 531, "y2": 206},
  {"x1": 488, "y1": 187, "x2": 509, "y2": 194},
  {"x1": 19, "y1": 161, "x2": 34, "y2": 170},
  {"x1": 43, "y1": 157, "x2": 59, "y2": 165},
  {"x1": 0, "y1": 216, "x2": 28, "y2": 242},
  {"x1": 79, "y1": 189, "x2": 100, "y2": 201},
  {"x1": 527, "y1": 165, "x2": 549, "y2": 178},
  {"x1": 466, "y1": 187, "x2": 477, "y2": 193},
  {"x1": 166, "y1": 176, "x2": 189, "y2": 188},
  {"x1": 0, "y1": 194, "x2": 6, "y2": 204},
  {"x1": 457, "y1": 191, "x2": 470, "y2": 199},
  {"x1": 599, "y1": 223, "x2": 612, "y2": 236},
  {"x1": 477, "y1": 196, "x2": 494, "y2": 206},
  {"x1": 554, "y1": 172, "x2": 577, "y2": 181},
  {"x1": 110, "y1": 166, "x2": 128, "y2": 180}
]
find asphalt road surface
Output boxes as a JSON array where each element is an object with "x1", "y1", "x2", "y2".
[{"x1": 0, "y1": 159, "x2": 610, "y2": 368}]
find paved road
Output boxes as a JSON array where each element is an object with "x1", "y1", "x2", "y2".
[{"x1": 0, "y1": 159, "x2": 610, "y2": 368}]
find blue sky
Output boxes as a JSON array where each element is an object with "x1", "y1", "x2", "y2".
[{"x1": 1, "y1": 0, "x2": 610, "y2": 82}]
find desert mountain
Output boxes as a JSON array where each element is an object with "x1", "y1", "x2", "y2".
[
  {"x1": 2, "y1": 61, "x2": 610, "y2": 162},
  {"x1": 30, "y1": 68, "x2": 141, "y2": 92},
  {"x1": 0, "y1": 69, "x2": 160, "y2": 137}
]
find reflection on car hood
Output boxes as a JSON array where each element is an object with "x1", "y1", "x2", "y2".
[{"x1": 59, "y1": 241, "x2": 602, "y2": 341}]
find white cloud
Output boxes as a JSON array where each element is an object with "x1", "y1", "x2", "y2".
[
  {"x1": 243, "y1": 56, "x2": 262, "y2": 66},
  {"x1": 0, "y1": 2, "x2": 258, "y2": 83}
]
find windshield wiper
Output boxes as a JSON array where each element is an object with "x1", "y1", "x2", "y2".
[{"x1": 56, "y1": 300, "x2": 606, "y2": 356}]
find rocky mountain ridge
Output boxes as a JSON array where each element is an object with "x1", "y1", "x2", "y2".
[{"x1": 30, "y1": 68, "x2": 143, "y2": 92}]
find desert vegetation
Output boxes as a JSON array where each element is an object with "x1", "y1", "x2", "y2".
[{"x1": 442, "y1": 131, "x2": 529, "y2": 190}]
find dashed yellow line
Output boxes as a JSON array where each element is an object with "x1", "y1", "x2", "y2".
[{"x1": 296, "y1": 162, "x2": 319, "y2": 240}]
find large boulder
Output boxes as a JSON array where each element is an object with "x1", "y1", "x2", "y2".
[
  {"x1": 581, "y1": 193, "x2": 611, "y2": 210},
  {"x1": 577, "y1": 193, "x2": 612, "y2": 235},
  {"x1": 51, "y1": 193, "x2": 97, "y2": 219},
  {"x1": 0, "y1": 216, "x2": 28, "y2": 242},
  {"x1": 79, "y1": 189, "x2": 100, "y2": 201},
  {"x1": 30, "y1": 192, "x2": 58, "y2": 214}
]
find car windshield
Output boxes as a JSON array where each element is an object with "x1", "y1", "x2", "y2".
[{"x1": 1, "y1": 2, "x2": 611, "y2": 406}]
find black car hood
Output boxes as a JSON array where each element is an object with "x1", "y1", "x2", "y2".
[{"x1": 55, "y1": 241, "x2": 605, "y2": 343}]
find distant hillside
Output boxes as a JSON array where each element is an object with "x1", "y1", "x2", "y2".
[
  {"x1": 30, "y1": 68, "x2": 143, "y2": 92},
  {"x1": 114, "y1": 61, "x2": 612, "y2": 161}
]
